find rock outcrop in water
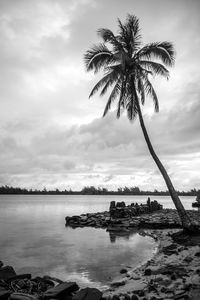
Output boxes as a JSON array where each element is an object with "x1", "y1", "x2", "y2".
[
  {"x1": 109, "y1": 198, "x2": 162, "y2": 219},
  {"x1": 65, "y1": 198, "x2": 173, "y2": 230}
]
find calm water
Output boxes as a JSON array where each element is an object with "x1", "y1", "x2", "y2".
[{"x1": 0, "y1": 195, "x2": 195, "y2": 289}]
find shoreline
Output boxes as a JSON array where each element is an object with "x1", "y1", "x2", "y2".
[
  {"x1": 64, "y1": 202, "x2": 200, "y2": 299},
  {"x1": 1, "y1": 206, "x2": 200, "y2": 300},
  {"x1": 103, "y1": 228, "x2": 200, "y2": 299}
]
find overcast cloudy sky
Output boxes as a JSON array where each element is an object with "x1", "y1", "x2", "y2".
[{"x1": 0, "y1": 0, "x2": 200, "y2": 191}]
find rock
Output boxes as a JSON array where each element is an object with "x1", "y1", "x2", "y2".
[
  {"x1": 0, "y1": 290, "x2": 11, "y2": 300},
  {"x1": 160, "y1": 287, "x2": 167, "y2": 293},
  {"x1": 0, "y1": 262, "x2": 3, "y2": 269},
  {"x1": 43, "y1": 282, "x2": 79, "y2": 299},
  {"x1": 0, "y1": 266, "x2": 16, "y2": 280},
  {"x1": 43, "y1": 275, "x2": 63, "y2": 284},
  {"x1": 110, "y1": 201, "x2": 116, "y2": 210},
  {"x1": 194, "y1": 252, "x2": 200, "y2": 257},
  {"x1": 110, "y1": 280, "x2": 126, "y2": 288},
  {"x1": 171, "y1": 273, "x2": 177, "y2": 280},
  {"x1": 111, "y1": 296, "x2": 120, "y2": 300},
  {"x1": 31, "y1": 276, "x2": 54, "y2": 292},
  {"x1": 144, "y1": 268, "x2": 152, "y2": 276},
  {"x1": 120, "y1": 269, "x2": 127, "y2": 274},
  {"x1": 123, "y1": 295, "x2": 131, "y2": 300},
  {"x1": 10, "y1": 293, "x2": 38, "y2": 300},
  {"x1": 72, "y1": 288, "x2": 102, "y2": 300},
  {"x1": 134, "y1": 290, "x2": 144, "y2": 297},
  {"x1": 130, "y1": 295, "x2": 139, "y2": 300},
  {"x1": 6, "y1": 274, "x2": 32, "y2": 283}
]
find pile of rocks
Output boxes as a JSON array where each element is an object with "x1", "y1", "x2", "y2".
[
  {"x1": 0, "y1": 261, "x2": 103, "y2": 300},
  {"x1": 66, "y1": 198, "x2": 189, "y2": 230},
  {"x1": 109, "y1": 198, "x2": 162, "y2": 219}
]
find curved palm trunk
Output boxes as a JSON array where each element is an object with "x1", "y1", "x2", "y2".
[{"x1": 135, "y1": 99, "x2": 192, "y2": 230}]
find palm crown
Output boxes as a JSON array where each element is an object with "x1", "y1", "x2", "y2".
[{"x1": 84, "y1": 14, "x2": 175, "y2": 121}]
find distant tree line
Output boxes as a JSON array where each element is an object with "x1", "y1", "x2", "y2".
[{"x1": 0, "y1": 185, "x2": 199, "y2": 196}]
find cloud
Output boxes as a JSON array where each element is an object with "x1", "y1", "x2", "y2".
[
  {"x1": 0, "y1": 0, "x2": 200, "y2": 190},
  {"x1": 0, "y1": 84, "x2": 200, "y2": 191}
]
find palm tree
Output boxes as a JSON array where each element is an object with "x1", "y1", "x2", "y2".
[{"x1": 84, "y1": 14, "x2": 195, "y2": 231}]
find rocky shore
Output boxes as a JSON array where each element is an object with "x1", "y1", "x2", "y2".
[
  {"x1": 1, "y1": 199, "x2": 200, "y2": 300},
  {"x1": 65, "y1": 199, "x2": 199, "y2": 231}
]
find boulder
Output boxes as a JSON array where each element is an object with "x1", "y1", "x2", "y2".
[
  {"x1": 0, "y1": 266, "x2": 16, "y2": 280},
  {"x1": 72, "y1": 287, "x2": 102, "y2": 300},
  {"x1": 120, "y1": 269, "x2": 127, "y2": 274},
  {"x1": 43, "y1": 282, "x2": 79, "y2": 299},
  {"x1": 144, "y1": 268, "x2": 152, "y2": 276},
  {"x1": 109, "y1": 201, "x2": 115, "y2": 210}
]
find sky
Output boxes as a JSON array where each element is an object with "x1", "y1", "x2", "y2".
[{"x1": 0, "y1": 0, "x2": 200, "y2": 191}]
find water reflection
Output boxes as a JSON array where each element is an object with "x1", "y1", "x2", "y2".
[
  {"x1": 0, "y1": 196, "x2": 157, "y2": 289},
  {"x1": 108, "y1": 229, "x2": 134, "y2": 243}
]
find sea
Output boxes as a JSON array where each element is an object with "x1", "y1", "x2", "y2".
[{"x1": 0, "y1": 195, "x2": 196, "y2": 289}]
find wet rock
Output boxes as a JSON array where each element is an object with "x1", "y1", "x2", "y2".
[
  {"x1": 120, "y1": 269, "x2": 127, "y2": 274},
  {"x1": 10, "y1": 293, "x2": 38, "y2": 300},
  {"x1": 0, "y1": 266, "x2": 16, "y2": 280},
  {"x1": 72, "y1": 287, "x2": 102, "y2": 300},
  {"x1": 43, "y1": 282, "x2": 79, "y2": 299},
  {"x1": 110, "y1": 281, "x2": 126, "y2": 288},
  {"x1": 43, "y1": 275, "x2": 63, "y2": 284},
  {"x1": 144, "y1": 268, "x2": 152, "y2": 276}
]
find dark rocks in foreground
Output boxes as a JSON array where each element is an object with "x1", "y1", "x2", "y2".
[{"x1": 0, "y1": 263, "x2": 103, "y2": 300}]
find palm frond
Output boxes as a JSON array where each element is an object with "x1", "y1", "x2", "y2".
[
  {"x1": 103, "y1": 81, "x2": 120, "y2": 117},
  {"x1": 137, "y1": 42, "x2": 175, "y2": 67},
  {"x1": 117, "y1": 15, "x2": 142, "y2": 55},
  {"x1": 126, "y1": 95, "x2": 138, "y2": 121},
  {"x1": 139, "y1": 60, "x2": 169, "y2": 78},
  {"x1": 116, "y1": 76, "x2": 128, "y2": 118},
  {"x1": 97, "y1": 28, "x2": 123, "y2": 53},
  {"x1": 124, "y1": 83, "x2": 138, "y2": 121},
  {"x1": 143, "y1": 77, "x2": 159, "y2": 112},
  {"x1": 137, "y1": 77, "x2": 145, "y2": 105},
  {"x1": 89, "y1": 73, "x2": 112, "y2": 98},
  {"x1": 84, "y1": 43, "x2": 115, "y2": 73}
]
